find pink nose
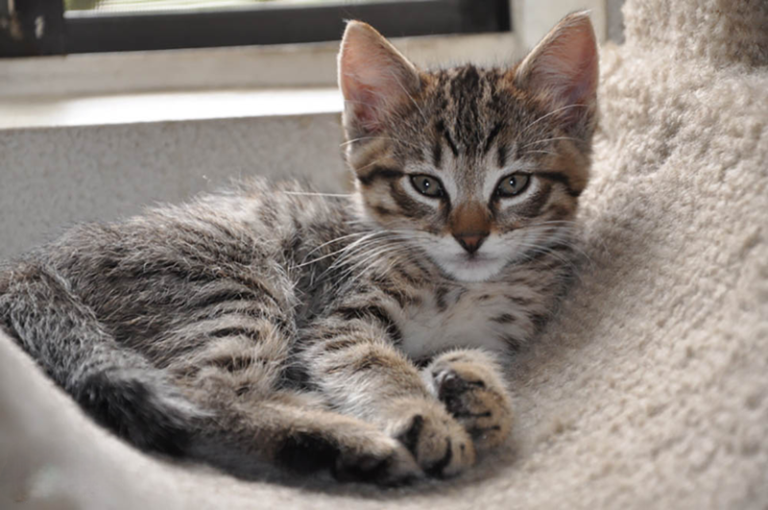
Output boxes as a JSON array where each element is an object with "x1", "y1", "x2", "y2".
[{"x1": 453, "y1": 232, "x2": 488, "y2": 254}]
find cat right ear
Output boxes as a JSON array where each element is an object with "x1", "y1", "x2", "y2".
[
  {"x1": 513, "y1": 12, "x2": 599, "y2": 132},
  {"x1": 338, "y1": 21, "x2": 421, "y2": 137}
]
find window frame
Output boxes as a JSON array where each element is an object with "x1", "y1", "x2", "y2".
[{"x1": 0, "y1": 0, "x2": 511, "y2": 57}]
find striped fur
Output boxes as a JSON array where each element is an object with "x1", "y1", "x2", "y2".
[{"x1": 0, "y1": 14, "x2": 597, "y2": 485}]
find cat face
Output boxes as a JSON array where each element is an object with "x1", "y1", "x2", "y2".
[{"x1": 339, "y1": 14, "x2": 599, "y2": 282}]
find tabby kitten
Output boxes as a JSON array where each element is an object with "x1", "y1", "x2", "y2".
[{"x1": 0, "y1": 13, "x2": 598, "y2": 485}]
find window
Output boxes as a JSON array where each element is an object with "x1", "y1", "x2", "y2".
[{"x1": 0, "y1": 0, "x2": 511, "y2": 57}]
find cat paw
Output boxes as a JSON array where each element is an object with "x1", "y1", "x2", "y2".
[
  {"x1": 425, "y1": 350, "x2": 513, "y2": 451},
  {"x1": 276, "y1": 416, "x2": 422, "y2": 486},
  {"x1": 331, "y1": 427, "x2": 423, "y2": 485},
  {"x1": 383, "y1": 397, "x2": 476, "y2": 478}
]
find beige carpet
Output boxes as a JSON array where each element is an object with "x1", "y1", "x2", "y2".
[{"x1": 1, "y1": 0, "x2": 767, "y2": 508}]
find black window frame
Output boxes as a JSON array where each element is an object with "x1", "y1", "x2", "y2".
[{"x1": 0, "y1": 0, "x2": 511, "y2": 57}]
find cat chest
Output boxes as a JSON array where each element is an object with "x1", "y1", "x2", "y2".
[{"x1": 396, "y1": 286, "x2": 533, "y2": 360}]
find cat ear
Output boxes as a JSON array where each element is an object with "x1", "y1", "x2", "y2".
[
  {"x1": 513, "y1": 12, "x2": 599, "y2": 129},
  {"x1": 338, "y1": 21, "x2": 421, "y2": 136}
]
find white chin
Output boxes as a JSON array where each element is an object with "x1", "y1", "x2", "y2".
[{"x1": 438, "y1": 255, "x2": 507, "y2": 282}]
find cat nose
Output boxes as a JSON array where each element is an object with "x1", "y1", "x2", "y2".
[{"x1": 453, "y1": 232, "x2": 488, "y2": 254}]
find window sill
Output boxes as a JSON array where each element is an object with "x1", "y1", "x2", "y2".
[
  {"x1": 0, "y1": 32, "x2": 518, "y2": 100},
  {"x1": 0, "y1": 31, "x2": 519, "y2": 131},
  {"x1": 0, "y1": 87, "x2": 342, "y2": 130}
]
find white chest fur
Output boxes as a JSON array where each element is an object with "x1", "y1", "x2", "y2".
[{"x1": 396, "y1": 283, "x2": 537, "y2": 360}]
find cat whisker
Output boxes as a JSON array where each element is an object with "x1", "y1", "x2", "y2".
[
  {"x1": 514, "y1": 243, "x2": 577, "y2": 268},
  {"x1": 519, "y1": 136, "x2": 580, "y2": 149},
  {"x1": 329, "y1": 236, "x2": 402, "y2": 270},
  {"x1": 513, "y1": 235, "x2": 592, "y2": 270},
  {"x1": 311, "y1": 232, "x2": 405, "y2": 275},
  {"x1": 519, "y1": 104, "x2": 589, "y2": 137},
  {"x1": 523, "y1": 149, "x2": 559, "y2": 157},
  {"x1": 341, "y1": 136, "x2": 419, "y2": 149},
  {"x1": 295, "y1": 234, "x2": 384, "y2": 269},
  {"x1": 297, "y1": 231, "x2": 374, "y2": 265},
  {"x1": 335, "y1": 244, "x2": 408, "y2": 288},
  {"x1": 281, "y1": 191, "x2": 355, "y2": 198},
  {"x1": 328, "y1": 247, "x2": 395, "y2": 288}
]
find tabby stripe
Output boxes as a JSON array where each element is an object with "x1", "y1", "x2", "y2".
[
  {"x1": 351, "y1": 352, "x2": 391, "y2": 373},
  {"x1": 321, "y1": 338, "x2": 360, "y2": 352},
  {"x1": 376, "y1": 282, "x2": 409, "y2": 308},
  {"x1": 409, "y1": 257, "x2": 433, "y2": 277},
  {"x1": 370, "y1": 273, "x2": 405, "y2": 301},
  {"x1": 193, "y1": 288, "x2": 260, "y2": 308},
  {"x1": 483, "y1": 123, "x2": 503, "y2": 155},
  {"x1": 537, "y1": 171, "x2": 581, "y2": 197},
  {"x1": 443, "y1": 129, "x2": 459, "y2": 157},
  {"x1": 372, "y1": 205, "x2": 396, "y2": 217},
  {"x1": 500, "y1": 334, "x2": 523, "y2": 352},
  {"x1": 545, "y1": 205, "x2": 572, "y2": 223},
  {"x1": 334, "y1": 305, "x2": 402, "y2": 343},
  {"x1": 207, "y1": 355, "x2": 259, "y2": 372},
  {"x1": 198, "y1": 308, "x2": 292, "y2": 337},
  {"x1": 388, "y1": 182, "x2": 433, "y2": 219},
  {"x1": 492, "y1": 313, "x2": 516, "y2": 324},
  {"x1": 392, "y1": 262, "x2": 422, "y2": 286},
  {"x1": 208, "y1": 326, "x2": 262, "y2": 341},
  {"x1": 357, "y1": 166, "x2": 404, "y2": 186},
  {"x1": 435, "y1": 119, "x2": 459, "y2": 157},
  {"x1": 432, "y1": 141, "x2": 443, "y2": 168},
  {"x1": 435, "y1": 286, "x2": 450, "y2": 312},
  {"x1": 175, "y1": 224, "x2": 252, "y2": 265},
  {"x1": 506, "y1": 295, "x2": 533, "y2": 307},
  {"x1": 311, "y1": 324, "x2": 358, "y2": 341},
  {"x1": 524, "y1": 242, "x2": 573, "y2": 265},
  {"x1": 193, "y1": 283, "x2": 277, "y2": 309},
  {"x1": 497, "y1": 144, "x2": 508, "y2": 168},
  {"x1": 105, "y1": 260, "x2": 212, "y2": 284},
  {"x1": 517, "y1": 182, "x2": 554, "y2": 218}
]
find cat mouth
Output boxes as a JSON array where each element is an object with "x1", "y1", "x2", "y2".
[
  {"x1": 454, "y1": 252, "x2": 495, "y2": 264},
  {"x1": 438, "y1": 253, "x2": 508, "y2": 281}
]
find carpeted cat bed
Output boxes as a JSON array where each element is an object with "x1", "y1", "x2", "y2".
[{"x1": 1, "y1": 0, "x2": 766, "y2": 508}]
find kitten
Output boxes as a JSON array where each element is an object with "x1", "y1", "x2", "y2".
[{"x1": 0, "y1": 13, "x2": 598, "y2": 485}]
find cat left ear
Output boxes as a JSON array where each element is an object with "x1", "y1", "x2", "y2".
[
  {"x1": 513, "y1": 12, "x2": 599, "y2": 130},
  {"x1": 338, "y1": 21, "x2": 421, "y2": 137}
]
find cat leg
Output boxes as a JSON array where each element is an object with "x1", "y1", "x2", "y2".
[
  {"x1": 169, "y1": 318, "x2": 420, "y2": 484},
  {"x1": 186, "y1": 395, "x2": 420, "y2": 485},
  {"x1": 300, "y1": 316, "x2": 475, "y2": 478},
  {"x1": 422, "y1": 349, "x2": 514, "y2": 451},
  {"x1": 0, "y1": 262, "x2": 203, "y2": 456}
]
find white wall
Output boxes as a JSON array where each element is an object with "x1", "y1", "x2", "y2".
[{"x1": 0, "y1": 114, "x2": 348, "y2": 259}]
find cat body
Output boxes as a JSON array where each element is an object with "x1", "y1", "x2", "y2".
[{"x1": 0, "y1": 14, "x2": 598, "y2": 484}]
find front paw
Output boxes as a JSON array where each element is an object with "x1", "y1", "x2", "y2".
[
  {"x1": 383, "y1": 397, "x2": 475, "y2": 478},
  {"x1": 426, "y1": 350, "x2": 513, "y2": 450}
]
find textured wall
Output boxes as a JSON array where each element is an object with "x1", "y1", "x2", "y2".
[{"x1": 0, "y1": 114, "x2": 349, "y2": 259}]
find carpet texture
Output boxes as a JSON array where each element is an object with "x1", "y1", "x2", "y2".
[{"x1": 1, "y1": 0, "x2": 766, "y2": 508}]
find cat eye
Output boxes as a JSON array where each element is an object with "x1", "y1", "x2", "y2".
[
  {"x1": 410, "y1": 175, "x2": 445, "y2": 198},
  {"x1": 495, "y1": 173, "x2": 531, "y2": 198}
]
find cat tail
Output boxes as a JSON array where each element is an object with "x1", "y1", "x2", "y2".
[{"x1": 0, "y1": 261, "x2": 205, "y2": 458}]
